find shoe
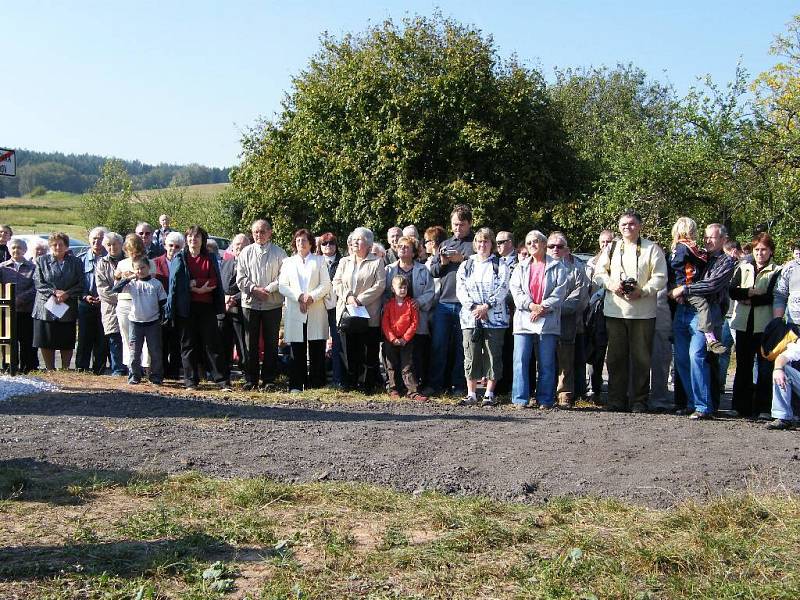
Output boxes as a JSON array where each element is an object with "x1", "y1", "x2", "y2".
[
  {"x1": 481, "y1": 396, "x2": 498, "y2": 407},
  {"x1": 185, "y1": 383, "x2": 198, "y2": 391},
  {"x1": 689, "y1": 411, "x2": 712, "y2": 420},
  {"x1": 631, "y1": 404, "x2": 648, "y2": 414},
  {"x1": 706, "y1": 339, "x2": 728, "y2": 355},
  {"x1": 458, "y1": 396, "x2": 478, "y2": 406},
  {"x1": 128, "y1": 377, "x2": 141, "y2": 385},
  {"x1": 674, "y1": 408, "x2": 690, "y2": 416},
  {"x1": 766, "y1": 419, "x2": 794, "y2": 430},
  {"x1": 538, "y1": 403, "x2": 555, "y2": 411},
  {"x1": 420, "y1": 387, "x2": 438, "y2": 397},
  {"x1": 389, "y1": 390, "x2": 401, "y2": 400},
  {"x1": 242, "y1": 382, "x2": 256, "y2": 391},
  {"x1": 289, "y1": 388, "x2": 302, "y2": 394},
  {"x1": 409, "y1": 392, "x2": 428, "y2": 402},
  {"x1": 149, "y1": 379, "x2": 163, "y2": 386},
  {"x1": 757, "y1": 412, "x2": 772, "y2": 421},
  {"x1": 513, "y1": 402, "x2": 528, "y2": 410},
  {"x1": 218, "y1": 382, "x2": 233, "y2": 392}
]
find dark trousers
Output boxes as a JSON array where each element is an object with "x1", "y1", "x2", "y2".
[
  {"x1": 289, "y1": 323, "x2": 326, "y2": 390},
  {"x1": 161, "y1": 323, "x2": 182, "y2": 379},
  {"x1": 327, "y1": 308, "x2": 346, "y2": 385},
  {"x1": 573, "y1": 332, "x2": 588, "y2": 399},
  {"x1": 496, "y1": 325, "x2": 514, "y2": 394},
  {"x1": 413, "y1": 333, "x2": 430, "y2": 391},
  {"x1": 605, "y1": 317, "x2": 655, "y2": 411},
  {"x1": 177, "y1": 302, "x2": 227, "y2": 385},
  {"x1": 242, "y1": 307, "x2": 282, "y2": 386},
  {"x1": 12, "y1": 311, "x2": 37, "y2": 373},
  {"x1": 589, "y1": 340, "x2": 607, "y2": 397},
  {"x1": 130, "y1": 320, "x2": 163, "y2": 382},
  {"x1": 76, "y1": 301, "x2": 107, "y2": 374},
  {"x1": 383, "y1": 339, "x2": 419, "y2": 395},
  {"x1": 223, "y1": 310, "x2": 248, "y2": 374},
  {"x1": 344, "y1": 326, "x2": 381, "y2": 393},
  {"x1": 732, "y1": 329, "x2": 773, "y2": 417}
]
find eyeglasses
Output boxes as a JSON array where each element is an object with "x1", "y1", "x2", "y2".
[
  {"x1": 320, "y1": 241, "x2": 336, "y2": 246},
  {"x1": 424, "y1": 239, "x2": 435, "y2": 244},
  {"x1": 547, "y1": 244, "x2": 565, "y2": 250},
  {"x1": 497, "y1": 239, "x2": 511, "y2": 244},
  {"x1": 136, "y1": 231, "x2": 152, "y2": 236}
]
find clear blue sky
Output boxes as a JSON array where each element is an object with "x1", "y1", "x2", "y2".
[{"x1": 3, "y1": 1, "x2": 796, "y2": 168}]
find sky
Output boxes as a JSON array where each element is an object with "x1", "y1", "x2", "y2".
[{"x1": 3, "y1": 1, "x2": 797, "y2": 168}]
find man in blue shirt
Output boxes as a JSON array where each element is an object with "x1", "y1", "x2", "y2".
[{"x1": 76, "y1": 227, "x2": 108, "y2": 374}]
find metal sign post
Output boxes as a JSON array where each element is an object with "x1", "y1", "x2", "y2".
[{"x1": 0, "y1": 149, "x2": 16, "y2": 177}]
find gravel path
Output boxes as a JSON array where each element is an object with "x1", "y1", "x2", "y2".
[{"x1": 1, "y1": 388, "x2": 799, "y2": 507}]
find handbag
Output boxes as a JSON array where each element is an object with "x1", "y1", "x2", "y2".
[
  {"x1": 339, "y1": 310, "x2": 370, "y2": 334},
  {"x1": 470, "y1": 319, "x2": 484, "y2": 343}
]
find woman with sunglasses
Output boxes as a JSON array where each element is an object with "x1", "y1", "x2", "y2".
[{"x1": 318, "y1": 232, "x2": 346, "y2": 387}]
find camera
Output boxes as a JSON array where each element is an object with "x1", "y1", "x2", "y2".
[{"x1": 621, "y1": 278, "x2": 638, "y2": 295}]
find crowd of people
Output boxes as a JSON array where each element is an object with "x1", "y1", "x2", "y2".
[{"x1": 1, "y1": 206, "x2": 800, "y2": 430}]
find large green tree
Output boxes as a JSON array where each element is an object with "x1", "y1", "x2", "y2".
[{"x1": 233, "y1": 15, "x2": 577, "y2": 245}]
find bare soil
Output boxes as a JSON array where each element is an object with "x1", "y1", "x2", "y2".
[{"x1": 2, "y1": 378, "x2": 799, "y2": 508}]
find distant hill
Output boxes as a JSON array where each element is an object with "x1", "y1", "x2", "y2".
[{"x1": 0, "y1": 149, "x2": 231, "y2": 198}]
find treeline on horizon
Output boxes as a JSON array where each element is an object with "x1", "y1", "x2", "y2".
[{"x1": 0, "y1": 149, "x2": 230, "y2": 198}]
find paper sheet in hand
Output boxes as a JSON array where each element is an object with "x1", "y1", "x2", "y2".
[
  {"x1": 346, "y1": 304, "x2": 370, "y2": 319},
  {"x1": 45, "y1": 296, "x2": 69, "y2": 319}
]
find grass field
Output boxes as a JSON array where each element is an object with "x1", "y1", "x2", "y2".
[
  {"x1": 0, "y1": 183, "x2": 230, "y2": 242},
  {"x1": 1, "y1": 465, "x2": 798, "y2": 599}
]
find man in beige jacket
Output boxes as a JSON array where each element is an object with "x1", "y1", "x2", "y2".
[{"x1": 593, "y1": 210, "x2": 667, "y2": 412}]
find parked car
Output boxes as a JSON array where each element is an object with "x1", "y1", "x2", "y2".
[
  {"x1": 209, "y1": 235, "x2": 230, "y2": 251},
  {"x1": 11, "y1": 234, "x2": 88, "y2": 261}
]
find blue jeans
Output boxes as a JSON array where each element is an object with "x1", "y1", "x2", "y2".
[
  {"x1": 512, "y1": 333, "x2": 558, "y2": 407},
  {"x1": 427, "y1": 302, "x2": 465, "y2": 393},
  {"x1": 327, "y1": 308, "x2": 345, "y2": 385},
  {"x1": 107, "y1": 332, "x2": 126, "y2": 375},
  {"x1": 673, "y1": 303, "x2": 720, "y2": 415},
  {"x1": 771, "y1": 364, "x2": 800, "y2": 421},
  {"x1": 718, "y1": 319, "x2": 734, "y2": 388}
]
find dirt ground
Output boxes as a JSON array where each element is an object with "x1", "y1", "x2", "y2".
[{"x1": 1, "y1": 377, "x2": 799, "y2": 508}]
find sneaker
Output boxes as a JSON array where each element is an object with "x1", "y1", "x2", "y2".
[
  {"x1": 481, "y1": 396, "x2": 498, "y2": 407},
  {"x1": 458, "y1": 396, "x2": 478, "y2": 407},
  {"x1": 766, "y1": 419, "x2": 794, "y2": 430},
  {"x1": 409, "y1": 392, "x2": 428, "y2": 402},
  {"x1": 218, "y1": 382, "x2": 233, "y2": 392},
  {"x1": 706, "y1": 339, "x2": 728, "y2": 355},
  {"x1": 389, "y1": 390, "x2": 401, "y2": 400},
  {"x1": 689, "y1": 411, "x2": 713, "y2": 420},
  {"x1": 128, "y1": 377, "x2": 141, "y2": 385},
  {"x1": 289, "y1": 388, "x2": 302, "y2": 394}
]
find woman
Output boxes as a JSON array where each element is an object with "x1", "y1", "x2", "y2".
[
  {"x1": 729, "y1": 232, "x2": 781, "y2": 418},
  {"x1": 154, "y1": 231, "x2": 185, "y2": 379},
  {"x1": 166, "y1": 225, "x2": 231, "y2": 391},
  {"x1": 333, "y1": 227, "x2": 386, "y2": 394},
  {"x1": 508, "y1": 230, "x2": 569, "y2": 409},
  {"x1": 0, "y1": 238, "x2": 37, "y2": 372},
  {"x1": 115, "y1": 234, "x2": 155, "y2": 369},
  {"x1": 455, "y1": 228, "x2": 511, "y2": 406},
  {"x1": 318, "y1": 232, "x2": 345, "y2": 387},
  {"x1": 385, "y1": 236, "x2": 435, "y2": 391},
  {"x1": 32, "y1": 232, "x2": 84, "y2": 370},
  {"x1": 95, "y1": 232, "x2": 127, "y2": 376},
  {"x1": 279, "y1": 229, "x2": 332, "y2": 391}
]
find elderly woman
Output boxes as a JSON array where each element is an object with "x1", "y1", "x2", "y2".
[
  {"x1": 154, "y1": 231, "x2": 185, "y2": 379},
  {"x1": 333, "y1": 227, "x2": 386, "y2": 394},
  {"x1": 729, "y1": 232, "x2": 782, "y2": 418},
  {"x1": 454, "y1": 228, "x2": 510, "y2": 406},
  {"x1": 0, "y1": 238, "x2": 37, "y2": 372},
  {"x1": 318, "y1": 232, "x2": 345, "y2": 387},
  {"x1": 221, "y1": 233, "x2": 249, "y2": 376},
  {"x1": 95, "y1": 232, "x2": 127, "y2": 376},
  {"x1": 385, "y1": 235, "x2": 435, "y2": 390},
  {"x1": 509, "y1": 230, "x2": 569, "y2": 409},
  {"x1": 32, "y1": 232, "x2": 85, "y2": 370},
  {"x1": 115, "y1": 234, "x2": 156, "y2": 370},
  {"x1": 166, "y1": 225, "x2": 231, "y2": 391},
  {"x1": 279, "y1": 229, "x2": 332, "y2": 391}
]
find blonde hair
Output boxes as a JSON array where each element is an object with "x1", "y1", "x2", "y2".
[
  {"x1": 391, "y1": 274, "x2": 408, "y2": 293},
  {"x1": 671, "y1": 217, "x2": 698, "y2": 251}
]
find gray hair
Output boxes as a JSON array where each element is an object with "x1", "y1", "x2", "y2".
[
  {"x1": 526, "y1": 230, "x2": 547, "y2": 244},
  {"x1": 548, "y1": 231, "x2": 569, "y2": 248},
  {"x1": 104, "y1": 232, "x2": 124, "y2": 246},
  {"x1": 351, "y1": 227, "x2": 374, "y2": 246},
  {"x1": 136, "y1": 221, "x2": 153, "y2": 232},
  {"x1": 232, "y1": 233, "x2": 249, "y2": 246},
  {"x1": 706, "y1": 223, "x2": 728, "y2": 238},
  {"x1": 89, "y1": 226, "x2": 108, "y2": 239},
  {"x1": 10, "y1": 237, "x2": 27, "y2": 251},
  {"x1": 165, "y1": 231, "x2": 185, "y2": 248},
  {"x1": 402, "y1": 225, "x2": 420, "y2": 239},
  {"x1": 206, "y1": 238, "x2": 220, "y2": 253}
]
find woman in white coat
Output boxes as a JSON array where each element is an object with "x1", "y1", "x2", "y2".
[{"x1": 279, "y1": 228, "x2": 332, "y2": 391}]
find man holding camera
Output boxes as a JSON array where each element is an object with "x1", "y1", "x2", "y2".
[{"x1": 593, "y1": 210, "x2": 667, "y2": 412}]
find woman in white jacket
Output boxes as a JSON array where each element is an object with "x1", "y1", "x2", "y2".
[{"x1": 279, "y1": 229, "x2": 332, "y2": 392}]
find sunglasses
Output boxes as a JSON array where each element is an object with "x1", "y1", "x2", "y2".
[
  {"x1": 547, "y1": 244, "x2": 565, "y2": 249},
  {"x1": 320, "y1": 241, "x2": 336, "y2": 246},
  {"x1": 497, "y1": 239, "x2": 511, "y2": 244}
]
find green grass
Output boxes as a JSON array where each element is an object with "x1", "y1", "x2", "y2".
[{"x1": 1, "y1": 467, "x2": 799, "y2": 599}]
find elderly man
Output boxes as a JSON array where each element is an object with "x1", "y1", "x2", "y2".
[
  {"x1": 0, "y1": 237, "x2": 37, "y2": 372},
  {"x1": 0, "y1": 224, "x2": 12, "y2": 263},
  {"x1": 153, "y1": 214, "x2": 173, "y2": 248},
  {"x1": 76, "y1": 227, "x2": 108, "y2": 374},
  {"x1": 547, "y1": 232, "x2": 590, "y2": 407},
  {"x1": 495, "y1": 231, "x2": 517, "y2": 395},
  {"x1": 766, "y1": 335, "x2": 800, "y2": 430},
  {"x1": 236, "y1": 219, "x2": 287, "y2": 390},
  {"x1": 135, "y1": 222, "x2": 165, "y2": 259},
  {"x1": 593, "y1": 211, "x2": 667, "y2": 412},
  {"x1": 221, "y1": 233, "x2": 250, "y2": 377},
  {"x1": 385, "y1": 226, "x2": 403, "y2": 265},
  {"x1": 670, "y1": 223, "x2": 736, "y2": 419}
]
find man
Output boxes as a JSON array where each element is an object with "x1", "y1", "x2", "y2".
[
  {"x1": 236, "y1": 219, "x2": 287, "y2": 390},
  {"x1": 385, "y1": 226, "x2": 403, "y2": 265},
  {"x1": 593, "y1": 210, "x2": 667, "y2": 412},
  {"x1": 670, "y1": 223, "x2": 736, "y2": 419},
  {"x1": 153, "y1": 214, "x2": 173, "y2": 248},
  {"x1": 76, "y1": 227, "x2": 108, "y2": 374},
  {"x1": 547, "y1": 232, "x2": 590, "y2": 408},
  {"x1": 221, "y1": 233, "x2": 250, "y2": 378},
  {"x1": 766, "y1": 336, "x2": 800, "y2": 430},
  {"x1": 135, "y1": 222, "x2": 165, "y2": 259},
  {"x1": 0, "y1": 224, "x2": 12, "y2": 263},
  {"x1": 426, "y1": 204, "x2": 475, "y2": 396},
  {"x1": 495, "y1": 231, "x2": 517, "y2": 395},
  {"x1": 775, "y1": 240, "x2": 800, "y2": 326},
  {"x1": 585, "y1": 229, "x2": 614, "y2": 402}
]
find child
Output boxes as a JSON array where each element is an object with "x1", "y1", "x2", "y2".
[
  {"x1": 670, "y1": 217, "x2": 726, "y2": 354},
  {"x1": 112, "y1": 257, "x2": 167, "y2": 384},
  {"x1": 381, "y1": 275, "x2": 427, "y2": 401}
]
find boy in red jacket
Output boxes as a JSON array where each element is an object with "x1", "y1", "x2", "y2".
[{"x1": 381, "y1": 275, "x2": 427, "y2": 401}]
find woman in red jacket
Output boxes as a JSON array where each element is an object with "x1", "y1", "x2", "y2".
[{"x1": 381, "y1": 275, "x2": 427, "y2": 401}]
